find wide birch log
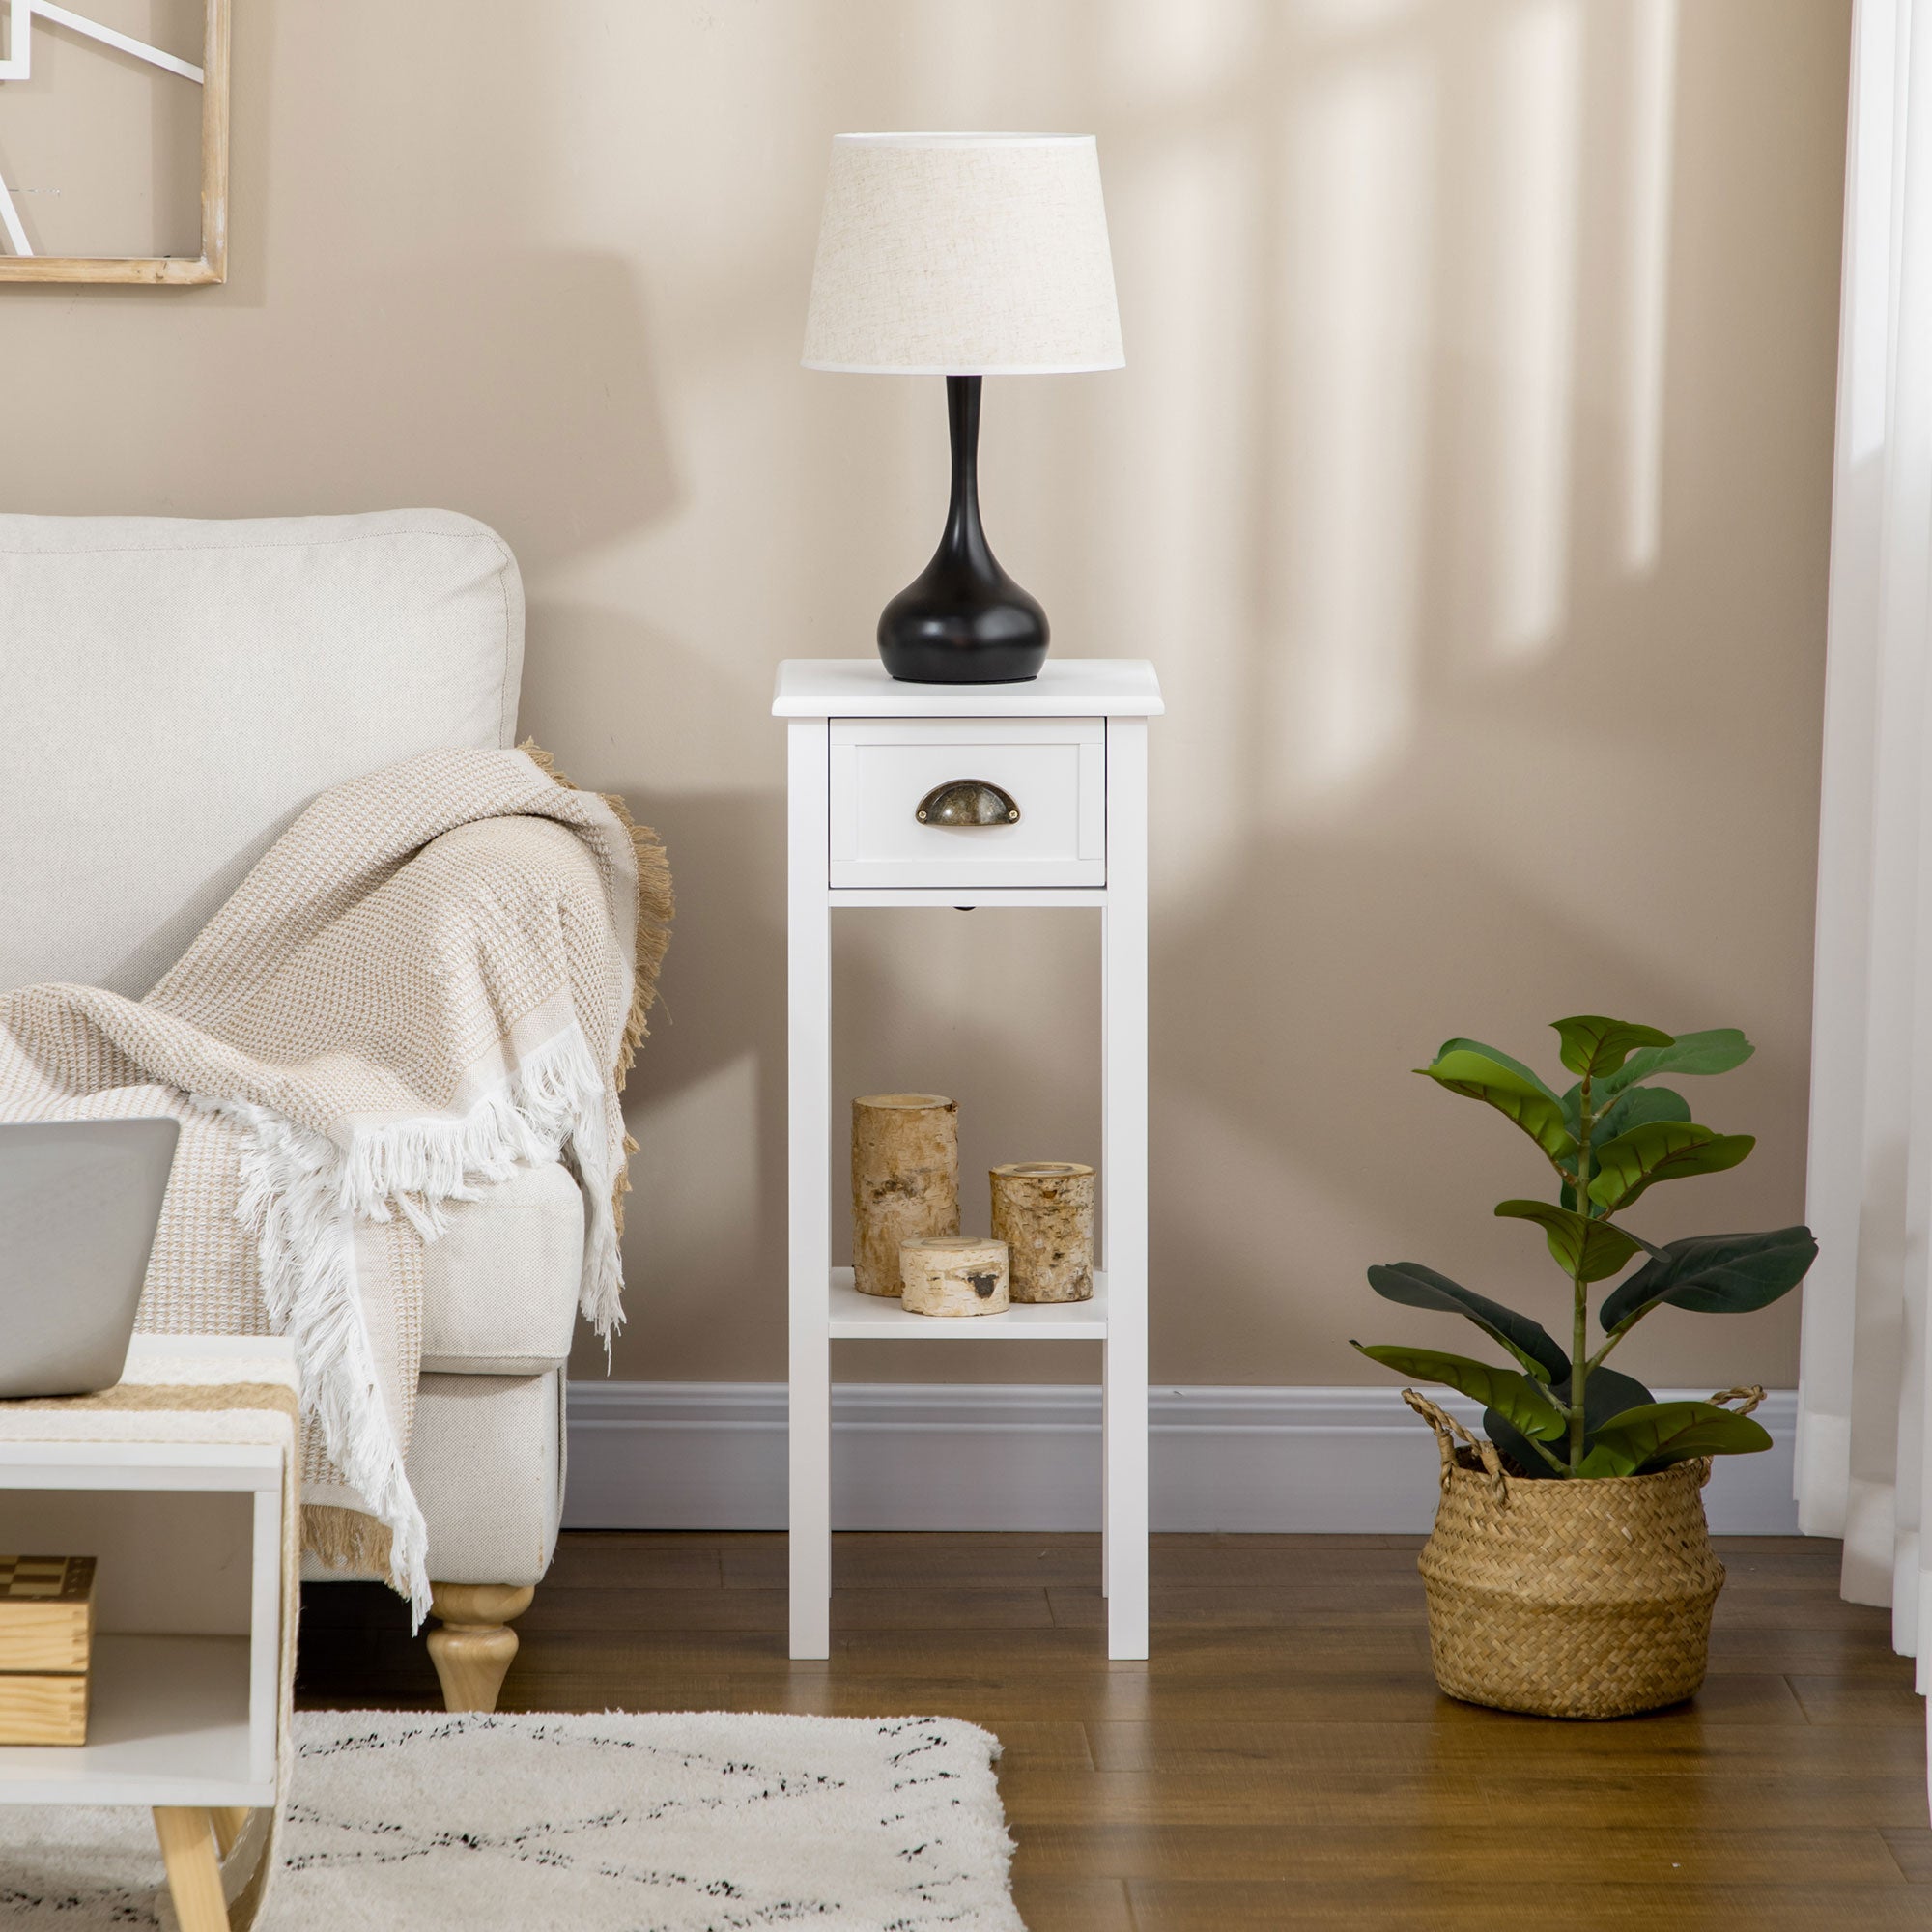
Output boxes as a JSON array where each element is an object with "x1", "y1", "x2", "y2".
[
  {"x1": 991, "y1": 1162, "x2": 1095, "y2": 1302},
  {"x1": 900, "y1": 1236, "x2": 1010, "y2": 1317},
  {"x1": 851, "y1": 1094, "x2": 959, "y2": 1296}
]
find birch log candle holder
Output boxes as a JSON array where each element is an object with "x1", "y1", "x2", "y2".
[
  {"x1": 899, "y1": 1235, "x2": 1010, "y2": 1316},
  {"x1": 990, "y1": 1161, "x2": 1096, "y2": 1302},
  {"x1": 851, "y1": 1093, "x2": 960, "y2": 1296}
]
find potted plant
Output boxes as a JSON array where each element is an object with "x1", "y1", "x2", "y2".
[{"x1": 1354, "y1": 1017, "x2": 1816, "y2": 1719}]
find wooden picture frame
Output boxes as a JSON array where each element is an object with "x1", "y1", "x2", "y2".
[{"x1": 0, "y1": 0, "x2": 229, "y2": 284}]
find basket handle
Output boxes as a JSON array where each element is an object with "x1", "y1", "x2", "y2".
[
  {"x1": 1709, "y1": 1384, "x2": 1767, "y2": 1417},
  {"x1": 1696, "y1": 1387, "x2": 1769, "y2": 1485},
  {"x1": 1401, "y1": 1388, "x2": 1510, "y2": 1507}
]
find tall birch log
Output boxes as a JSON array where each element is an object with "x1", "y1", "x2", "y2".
[
  {"x1": 991, "y1": 1161, "x2": 1095, "y2": 1302},
  {"x1": 900, "y1": 1235, "x2": 1010, "y2": 1317},
  {"x1": 851, "y1": 1094, "x2": 959, "y2": 1296}
]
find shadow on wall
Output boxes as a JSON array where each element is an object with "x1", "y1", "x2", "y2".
[
  {"x1": 263, "y1": 248, "x2": 679, "y2": 575},
  {"x1": 555, "y1": 778, "x2": 789, "y2": 1387}
]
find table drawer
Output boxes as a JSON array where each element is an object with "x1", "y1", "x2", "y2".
[{"x1": 829, "y1": 718, "x2": 1106, "y2": 889}]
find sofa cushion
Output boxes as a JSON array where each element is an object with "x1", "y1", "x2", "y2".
[
  {"x1": 420, "y1": 1160, "x2": 585, "y2": 1373},
  {"x1": 0, "y1": 509, "x2": 525, "y2": 997}
]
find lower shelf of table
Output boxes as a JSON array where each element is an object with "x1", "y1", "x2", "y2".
[
  {"x1": 826, "y1": 1265, "x2": 1109, "y2": 1338},
  {"x1": 0, "y1": 1634, "x2": 270, "y2": 1807}
]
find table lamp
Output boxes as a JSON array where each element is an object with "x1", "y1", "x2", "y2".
[{"x1": 802, "y1": 132, "x2": 1124, "y2": 683}]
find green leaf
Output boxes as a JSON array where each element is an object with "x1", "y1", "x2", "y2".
[
  {"x1": 1599, "y1": 1226, "x2": 1818, "y2": 1333},
  {"x1": 1366, "y1": 1263, "x2": 1570, "y2": 1382},
  {"x1": 1584, "y1": 1082, "x2": 1692, "y2": 1149},
  {"x1": 1574, "y1": 1401, "x2": 1774, "y2": 1476},
  {"x1": 1585, "y1": 1122, "x2": 1756, "y2": 1212},
  {"x1": 1599, "y1": 1027, "x2": 1754, "y2": 1099},
  {"x1": 1419, "y1": 1044, "x2": 1577, "y2": 1165},
  {"x1": 1350, "y1": 1342, "x2": 1569, "y2": 1441},
  {"x1": 1494, "y1": 1200, "x2": 1642, "y2": 1282},
  {"x1": 1560, "y1": 1086, "x2": 1695, "y2": 1208},
  {"x1": 1485, "y1": 1365, "x2": 1656, "y2": 1480},
  {"x1": 1434, "y1": 1037, "x2": 1562, "y2": 1098},
  {"x1": 1552, "y1": 1017, "x2": 1675, "y2": 1081}
]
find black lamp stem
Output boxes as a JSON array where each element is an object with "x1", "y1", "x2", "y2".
[
  {"x1": 875, "y1": 375, "x2": 1049, "y2": 683},
  {"x1": 943, "y1": 376, "x2": 991, "y2": 574}
]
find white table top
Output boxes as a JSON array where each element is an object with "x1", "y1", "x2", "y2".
[
  {"x1": 123, "y1": 1334, "x2": 297, "y2": 1370},
  {"x1": 773, "y1": 657, "x2": 1163, "y2": 719},
  {"x1": 0, "y1": 1334, "x2": 297, "y2": 1476}
]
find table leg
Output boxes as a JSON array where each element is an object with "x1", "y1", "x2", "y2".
[
  {"x1": 1100, "y1": 1370, "x2": 1110, "y2": 1597},
  {"x1": 788, "y1": 718, "x2": 833, "y2": 1659},
  {"x1": 1102, "y1": 720, "x2": 1151, "y2": 1660},
  {"x1": 153, "y1": 1806, "x2": 227, "y2": 1932}
]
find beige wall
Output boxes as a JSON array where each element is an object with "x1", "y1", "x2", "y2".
[{"x1": 3, "y1": 0, "x2": 1847, "y2": 1392}]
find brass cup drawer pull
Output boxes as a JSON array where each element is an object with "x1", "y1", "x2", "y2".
[{"x1": 916, "y1": 780, "x2": 1020, "y2": 827}]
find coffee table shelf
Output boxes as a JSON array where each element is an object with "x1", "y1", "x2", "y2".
[{"x1": 0, "y1": 1634, "x2": 261, "y2": 1807}]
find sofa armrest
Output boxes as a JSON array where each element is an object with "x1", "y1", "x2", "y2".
[{"x1": 419, "y1": 1160, "x2": 585, "y2": 1373}]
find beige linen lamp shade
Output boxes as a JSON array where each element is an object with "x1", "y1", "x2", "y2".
[{"x1": 802, "y1": 133, "x2": 1124, "y2": 375}]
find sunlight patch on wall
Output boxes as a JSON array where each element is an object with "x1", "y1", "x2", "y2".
[
  {"x1": 1620, "y1": 0, "x2": 1678, "y2": 575},
  {"x1": 1491, "y1": 0, "x2": 1582, "y2": 660},
  {"x1": 1097, "y1": 0, "x2": 1262, "y2": 102},
  {"x1": 1266, "y1": 48, "x2": 1434, "y2": 815},
  {"x1": 1094, "y1": 127, "x2": 1259, "y2": 886},
  {"x1": 1297, "y1": 0, "x2": 1427, "y2": 37}
]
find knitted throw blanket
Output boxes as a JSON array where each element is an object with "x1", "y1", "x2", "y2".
[{"x1": 0, "y1": 746, "x2": 670, "y2": 1621}]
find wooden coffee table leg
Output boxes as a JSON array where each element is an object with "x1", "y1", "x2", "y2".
[{"x1": 154, "y1": 1806, "x2": 227, "y2": 1931}]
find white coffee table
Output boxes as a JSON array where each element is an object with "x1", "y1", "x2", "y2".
[{"x1": 0, "y1": 1334, "x2": 294, "y2": 1931}]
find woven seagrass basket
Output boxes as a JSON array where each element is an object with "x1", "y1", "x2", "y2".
[{"x1": 1403, "y1": 1388, "x2": 1738, "y2": 1719}]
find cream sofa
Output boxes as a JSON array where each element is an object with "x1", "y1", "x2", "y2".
[{"x1": 0, "y1": 508, "x2": 587, "y2": 1707}]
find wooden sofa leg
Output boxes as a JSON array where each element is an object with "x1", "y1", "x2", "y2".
[{"x1": 427, "y1": 1583, "x2": 535, "y2": 1713}]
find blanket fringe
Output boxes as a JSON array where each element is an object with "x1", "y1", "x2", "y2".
[
  {"x1": 200, "y1": 1016, "x2": 628, "y2": 1627},
  {"x1": 332, "y1": 1026, "x2": 607, "y2": 1239},
  {"x1": 330, "y1": 1023, "x2": 627, "y2": 1343},
  {"x1": 200, "y1": 1089, "x2": 436, "y2": 1625},
  {"x1": 303, "y1": 1502, "x2": 394, "y2": 1577},
  {"x1": 519, "y1": 739, "x2": 674, "y2": 1241}
]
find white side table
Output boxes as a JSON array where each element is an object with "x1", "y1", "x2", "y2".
[
  {"x1": 775, "y1": 658, "x2": 1162, "y2": 1661},
  {"x1": 0, "y1": 1334, "x2": 294, "y2": 1931}
]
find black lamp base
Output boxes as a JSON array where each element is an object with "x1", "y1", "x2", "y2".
[{"x1": 877, "y1": 376, "x2": 1049, "y2": 684}]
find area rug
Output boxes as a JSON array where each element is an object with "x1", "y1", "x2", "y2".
[{"x1": 0, "y1": 1709, "x2": 1025, "y2": 1930}]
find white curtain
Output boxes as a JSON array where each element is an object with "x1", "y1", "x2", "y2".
[{"x1": 1800, "y1": 0, "x2": 1932, "y2": 1702}]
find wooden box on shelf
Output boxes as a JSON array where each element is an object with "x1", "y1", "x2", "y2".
[{"x1": 0, "y1": 1555, "x2": 96, "y2": 1747}]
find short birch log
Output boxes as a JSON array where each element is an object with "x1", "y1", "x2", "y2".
[
  {"x1": 991, "y1": 1162, "x2": 1096, "y2": 1302},
  {"x1": 899, "y1": 1236, "x2": 1010, "y2": 1317},
  {"x1": 851, "y1": 1094, "x2": 959, "y2": 1297}
]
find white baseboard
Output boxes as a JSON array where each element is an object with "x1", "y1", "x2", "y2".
[{"x1": 563, "y1": 1382, "x2": 1802, "y2": 1536}]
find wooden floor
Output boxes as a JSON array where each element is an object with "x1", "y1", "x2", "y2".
[{"x1": 297, "y1": 1531, "x2": 1929, "y2": 1931}]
